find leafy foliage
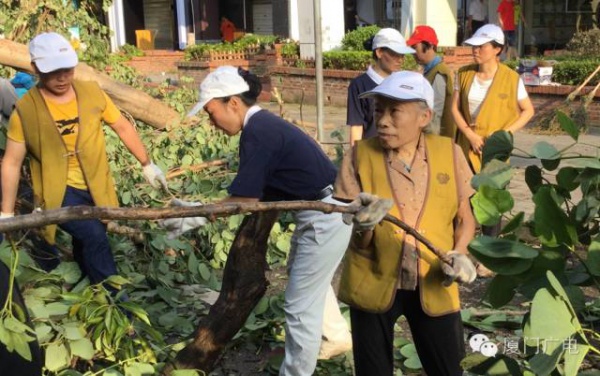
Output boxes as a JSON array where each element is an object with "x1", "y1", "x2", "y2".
[
  {"x1": 566, "y1": 29, "x2": 600, "y2": 56},
  {"x1": 466, "y1": 111, "x2": 600, "y2": 375},
  {"x1": 341, "y1": 25, "x2": 380, "y2": 51}
]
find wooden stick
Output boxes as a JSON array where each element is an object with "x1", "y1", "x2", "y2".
[
  {"x1": 0, "y1": 202, "x2": 450, "y2": 264},
  {"x1": 166, "y1": 159, "x2": 229, "y2": 179},
  {"x1": 567, "y1": 64, "x2": 600, "y2": 102},
  {"x1": 584, "y1": 78, "x2": 600, "y2": 107}
]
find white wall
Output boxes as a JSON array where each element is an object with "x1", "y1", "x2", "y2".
[
  {"x1": 415, "y1": 0, "x2": 458, "y2": 46},
  {"x1": 107, "y1": 0, "x2": 126, "y2": 52},
  {"x1": 296, "y1": 0, "x2": 345, "y2": 59},
  {"x1": 288, "y1": 0, "x2": 300, "y2": 40}
]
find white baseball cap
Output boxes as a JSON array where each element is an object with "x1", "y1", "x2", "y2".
[
  {"x1": 372, "y1": 28, "x2": 415, "y2": 55},
  {"x1": 29, "y1": 32, "x2": 78, "y2": 73},
  {"x1": 464, "y1": 24, "x2": 505, "y2": 46},
  {"x1": 187, "y1": 66, "x2": 250, "y2": 116},
  {"x1": 359, "y1": 71, "x2": 434, "y2": 110}
]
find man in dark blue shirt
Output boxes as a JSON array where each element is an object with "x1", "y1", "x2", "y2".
[{"x1": 347, "y1": 28, "x2": 415, "y2": 145}]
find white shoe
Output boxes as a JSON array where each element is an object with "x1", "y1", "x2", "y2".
[{"x1": 317, "y1": 337, "x2": 353, "y2": 360}]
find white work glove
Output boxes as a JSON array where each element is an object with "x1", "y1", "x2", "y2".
[
  {"x1": 142, "y1": 162, "x2": 168, "y2": 190},
  {"x1": 159, "y1": 199, "x2": 208, "y2": 239},
  {"x1": 342, "y1": 192, "x2": 394, "y2": 231},
  {"x1": 441, "y1": 251, "x2": 477, "y2": 286}
]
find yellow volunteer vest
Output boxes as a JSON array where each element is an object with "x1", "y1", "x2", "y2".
[
  {"x1": 425, "y1": 62, "x2": 456, "y2": 139},
  {"x1": 456, "y1": 63, "x2": 520, "y2": 172},
  {"x1": 338, "y1": 135, "x2": 460, "y2": 316},
  {"x1": 16, "y1": 80, "x2": 119, "y2": 244}
]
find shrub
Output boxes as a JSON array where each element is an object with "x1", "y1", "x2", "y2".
[
  {"x1": 551, "y1": 59, "x2": 600, "y2": 86},
  {"x1": 566, "y1": 29, "x2": 600, "y2": 56},
  {"x1": 341, "y1": 25, "x2": 380, "y2": 51},
  {"x1": 280, "y1": 42, "x2": 300, "y2": 58},
  {"x1": 323, "y1": 51, "x2": 371, "y2": 70}
]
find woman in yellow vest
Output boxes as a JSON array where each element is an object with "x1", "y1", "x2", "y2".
[
  {"x1": 1, "y1": 32, "x2": 166, "y2": 285},
  {"x1": 451, "y1": 23, "x2": 534, "y2": 174},
  {"x1": 335, "y1": 71, "x2": 477, "y2": 376}
]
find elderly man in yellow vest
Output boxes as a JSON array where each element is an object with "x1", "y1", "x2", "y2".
[
  {"x1": 1, "y1": 32, "x2": 166, "y2": 285},
  {"x1": 334, "y1": 71, "x2": 477, "y2": 376},
  {"x1": 406, "y1": 25, "x2": 456, "y2": 139}
]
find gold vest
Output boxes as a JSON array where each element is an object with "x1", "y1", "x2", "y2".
[
  {"x1": 16, "y1": 80, "x2": 119, "y2": 244},
  {"x1": 456, "y1": 63, "x2": 520, "y2": 172},
  {"x1": 425, "y1": 62, "x2": 456, "y2": 139},
  {"x1": 338, "y1": 135, "x2": 460, "y2": 316}
]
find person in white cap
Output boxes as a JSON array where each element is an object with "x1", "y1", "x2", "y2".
[
  {"x1": 160, "y1": 66, "x2": 390, "y2": 375},
  {"x1": 335, "y1": 70, "x2": 477, "y2": 376},
  {"x1": 347, "y1": 28, "x2": 415, "y2": 146},
  {"x1": 451, "y1": 24, "x2": 533, "y2": 240},
  {"x1": 1, "y1": 32, "x2": 167, "y2": 285}
]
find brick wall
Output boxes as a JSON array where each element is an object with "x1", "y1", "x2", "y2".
[{"x1": 126, "y1": 50, "x2": 185, "y2": 75}]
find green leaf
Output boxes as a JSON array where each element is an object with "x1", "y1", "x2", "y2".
[
  {"x1": 45, "y1": 302, "x2": 70, "y2": 316},
  {"x1": 399, "y1": 343, "x2": 418, "y2": 358},
  {"x1": 482, "y1": 130, "x2": 513, "y2": 166},
  {"x1": 69, "y1": 338, "x2": 95, "y2": 360},
  {"x1": 586, "y1": 238, "x2": 600, "y2": 277},
  {"x1": 541, "y1": 158, "x2": 560, "y2": 171},
  {"x1": 45, "y1": 342, "x2": 70, "y2": 372},
  {"x1": 403, "y1": 356, "x2": 422, "y2": 370},
  {"x1": 471, "y1": 186, "x2": 513, "y2": 226},
  {"x1": 172, "y1": 370, "x2": 201, "y2": 376},
  {"x1": 469, "y1": 236, "x2": 538, "y2": 259},
  {"x1": 122, "y1": 191, "x2": 131, "y2": 205},
  {"x1": 528, "y1": 344, "x2": 563, "y2": 376},
  {"x1": 118, "y1": 302, "x2": 151, "y2": 325},
  {"x1": 198, "y1": 263, "x2": 211, "y2": 281},
  {"x1": 254, "y1": 296, "x2": 269, "y2": 315},
  {"x1": 525, "y1": 165, "x2": 543, "y2": 193},
  {"x1": 471, "y1": 160, "x2": 514, "y2": 190},
  {"x1": 468, "y1": 354, "x2": 522, "y2": 375},
  {"x1": 532, "y1": 141, "x2": 559, "y2": 160},
  {"x1": 533, "y1": 186, "x2": 578, "y2": 247},
  {"x1": 468, "y1": 252, "x2": 533, "y2": 275},
  {"x1": 485, "y1": 274, "x2": 518, "y2": 308},
  {"x1": 3, "y1": 316, "x2": 30, "y2": 334},
  {"x1": 557, "y1": 167, "x2": 581, "y2": 192},
  {"x1": 501, "y1": 212, "x2": 524, "y2": 234},
  {"x1": 571, "y1": 158, "x2": 600, "y2": 169},
  {"x1": 556, "y1": 110, "x2": 579, "y2": 141},
  {"x1": 12, "y1": 332, "x2": 32, "y2": 362},
  {"x1": 526, "y1": 290, "x2": 576, "y2": 345},
  {"x1": 63, "y1": 323, "x2": 85, "y2": 340},
  {"x1": 563, "y1": 343, "x2": 589, "y2": 376}
]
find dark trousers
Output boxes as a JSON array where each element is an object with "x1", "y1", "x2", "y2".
[
  {"x1": 350, "y1": 289, "x2": 465, "y2": 376},
  {"x1": 58, "y1": 186, "x2": 118, "y2": 285}
]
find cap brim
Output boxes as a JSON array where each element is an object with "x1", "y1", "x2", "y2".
[
  {"x1": 359, "y1": 88, "x2": 421, "y2": 102},
  {"x1": 463, "y1": 36, "x2": 495, "y2": 46},
  {"x1": 186, "y1": 99, "x2": 209, "y2": 117},
  {"x1": 387, "y1": 45, "x2": 416, "y2": 54},
  {"x1": 34, "y1": 55, "x2": 78, "y2": 73}
]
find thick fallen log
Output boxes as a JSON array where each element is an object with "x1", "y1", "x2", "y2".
[{"x1": 0, "y1": 38, "x2": 180, "y2": 130}]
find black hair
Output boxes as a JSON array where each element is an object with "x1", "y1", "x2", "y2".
[
  {"x1": 219, "y1": 67, "x2": 262, "y2": 106},
  {"x1": 363, "y1": 36, "x2": 374, "y2": 51},
  {"x1": 491, "y1": 40, "x2": 504, "y2": 56},
  {"x1": 420, "y1": 41, "x2": 437, "y2": 53},
  {"x1": 237, "y1": 67, "x2": 262, "y2": 106}
]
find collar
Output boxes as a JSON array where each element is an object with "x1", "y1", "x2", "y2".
[
  {"x1": 423, "y1": 56, "x2": 442, "y2": 75},
  {"x1": 366, "y1": 65, "x2": 385, "y2": 85},
  {"x1": 243, "y1": 105, "x2": 262, "y2": 128}
]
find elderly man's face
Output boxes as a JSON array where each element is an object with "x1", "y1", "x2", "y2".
[{"x1": 374, "y1": 96, "x2": 431, "y2": 150}]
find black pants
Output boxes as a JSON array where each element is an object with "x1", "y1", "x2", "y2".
[{"x1": 350, "y1": 289, "x2": 465, "y2": 376}]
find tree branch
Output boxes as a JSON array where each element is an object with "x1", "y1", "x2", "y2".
[{"x1": 0, "y1": 202, "x2": 451, "y2": 264}]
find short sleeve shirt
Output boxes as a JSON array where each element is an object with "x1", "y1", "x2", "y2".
[
  {"x1": 334, "y1": 135, "x2": 475, "y2": 290},
  {"x1": 228, "y1": 110, "x2": 337, "y2": 201},
  {"x1": 7, "y1": 91, "x2": 121, "y2": 190},
  {"x1": 497, "y1": 0, "x2": 515, "y2": 30},
  {"x1": 347, "y1": 72, "x2": 379, "y2": 139}
]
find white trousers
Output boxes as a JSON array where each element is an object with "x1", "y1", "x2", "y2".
[{"x1": 279, "y1": 196, "x2": 352, "y2": 376}]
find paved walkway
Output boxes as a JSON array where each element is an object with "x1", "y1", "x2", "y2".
[{"x1": 261, "y1": 101, "x2": 600, "y2": 218}]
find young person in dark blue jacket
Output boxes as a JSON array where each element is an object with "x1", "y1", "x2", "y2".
[{"x1": 161, "y1": 66, "x2": 389, "y2": 375}]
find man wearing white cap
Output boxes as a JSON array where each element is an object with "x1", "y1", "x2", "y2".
[
  {"x1": 335, "y1": 71, "x2": 477, "y2": 376},
  {"x1": 1, "y1": 32, "x2": 167, "y2": 285},
  {"x1": 347, "y1": 28, "x2": 415, "y2": 145},
  {"x1": 161, "y1": 66, "x2": 390, "y2": 375}
]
